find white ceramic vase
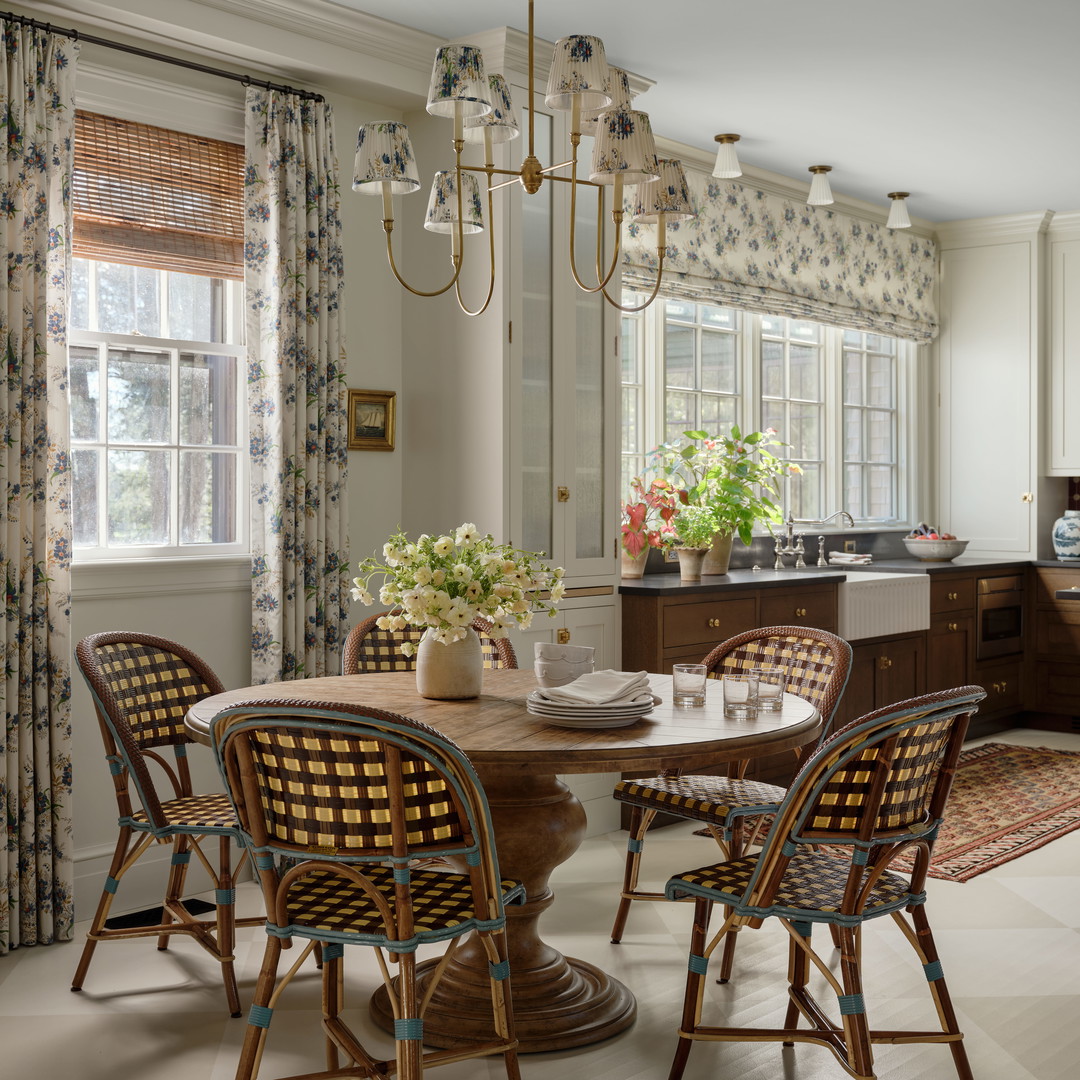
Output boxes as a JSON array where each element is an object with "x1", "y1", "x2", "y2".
[{"x1": 415, "y1": 626, "x2": 483, "y2": 699}]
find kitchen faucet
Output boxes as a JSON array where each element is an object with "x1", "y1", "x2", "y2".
[{"x1": 773, "y1": 510, "x2": 854, "y2": 569}]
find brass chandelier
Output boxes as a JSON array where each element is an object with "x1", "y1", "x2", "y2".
[{"x1": 351, "y1": 0, "x2": 693, "y2": 316}]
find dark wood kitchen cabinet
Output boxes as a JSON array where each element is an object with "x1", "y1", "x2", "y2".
[
  {"x1": 1028, "y1": 566, "x2": 1080, "y2": 724},
  {"x1": 833, "y1": 632, "x2": 926, "y2": 729}
]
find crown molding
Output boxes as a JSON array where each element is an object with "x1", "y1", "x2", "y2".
[{"x1": 935, "y1": 211, "x2": 1054, "y2": 249}]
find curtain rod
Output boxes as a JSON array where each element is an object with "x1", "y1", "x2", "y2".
[{"x1": 2, "y1": 9, "x2": 325, "y2": 102}]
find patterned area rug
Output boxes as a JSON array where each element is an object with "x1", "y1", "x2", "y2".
[
  {"x1": 695, "y1": 742, "x2": 1080, "y2": 882},
  {"x1": 914, "y1": 741, "x2": 1080, "y2": 882}
]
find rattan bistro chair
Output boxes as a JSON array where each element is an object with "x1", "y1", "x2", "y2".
[
  {"x1": 342, "y1": 611, "x2": 517, "y2": 673},
  {"x1": 210, "y1": 699, "x2": 524, "y2": 1080},
  {"x1": 664, "y1": 685, "x2": 986, "y2": 1080},
  {"x1": 72, "y1": 632, "x2": 261, "y2": 1017},
  {"x1": 611, "y1": 626, "x2": 852, "y2": 951}
]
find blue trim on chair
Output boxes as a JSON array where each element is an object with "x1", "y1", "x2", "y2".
[
  {"x1": 465, "y1": 850, "x2": 481, "y2": 866},
  {"x1": 393, "y1": 866, "x2": 411, "y2": 884},
  {"x1": 104, "y1": 876, "x2": 119, "y2": 894},
  {"x1": 781, "y1": 840, "x2": 797, "y2": 857},
  {"x1": 838, "y1": 993, "x2": 865, "y2": 1015},
  {"x1": 489, "y1": 959, "x2": 510, "y2": 981},
  {"x1": 323, "y1": 943, "x2": 345, "y2": 961},
  {"x1": 248, "y1": 1004, "x2": 273, "y2": 1028},
  {"x1": 175, "y1": 744, "x2": 188, "y2": 758},
  {"x1": 215, "y1": 888, "x2": 235, "y2": 905},
  {"x1": 628, "y1": 837, "x2": 644, "y2": 854},
  {"x1": 851, "y1": 848, "x2": 869, "y2": 866},
  {"x1": 171, "y1": 851, "x2": 192, "y2": 866},
  {"x1": 106, "y1": 755, "x2": 124, "y2": 776},
  {"x1": 688, "y1": 953, "x2": 710, "y2": 975},
  {"x1": 256, "y1": 852, "x2": 276, "y2": 870},
  {"x1": 790, "y1": 920, "x2": 813, "y2": 938},
  {"x1": 924, "y1": 960, "x2": 944, "y2": 982},
  {"x1": 395, "y1": 1018, "x2": 423, "y2": 1041}
]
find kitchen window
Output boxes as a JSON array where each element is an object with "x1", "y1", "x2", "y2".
[{"x1": 621, "y1": 293, "x2": 914, "y2": 527}]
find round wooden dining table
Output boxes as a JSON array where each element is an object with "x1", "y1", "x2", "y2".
[{"x1": 185, "y1": 668, "x2": 819, "y2": 1053}]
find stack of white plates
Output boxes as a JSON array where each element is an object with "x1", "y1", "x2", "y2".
[{"x1": 525, "y1": 691, "x2": 660, "y2": 728}]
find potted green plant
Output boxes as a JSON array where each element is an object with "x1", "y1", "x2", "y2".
[
  {"x1": 653, "y1": 425, "x2": 798, "y2": 574},
  {"x1": 670, "y1": 503, "x2": 722, "y2": 580}
]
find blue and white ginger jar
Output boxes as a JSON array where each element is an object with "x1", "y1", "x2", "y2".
[{"x1": 1052, "y1": 510, "x2": 1080, "y2": 562}]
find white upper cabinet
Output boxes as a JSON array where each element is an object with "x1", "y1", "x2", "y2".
[{"x1": 1047, "y1": 213, "x2": 1080, "y2": 475}]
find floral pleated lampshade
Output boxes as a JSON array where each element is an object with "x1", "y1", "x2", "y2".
[
  {"x1": 464, "y1": 74, "x2": 521, "y2": 144},
  {"x1": 632, "y1": 158, "x2": 695, "y2": 223},
  {"x1": 352, "y1": 122, "x2": 421, "y2": 195},
  {"x1": 589, "y1": 108, "x2": 660, "y2": 185},
  {"x1": 579, "y1": 66, "x2": 632, "y2": 136},
  {"x1": 545, "y1": 34, "x2": 612, "y2": 112},
  {"x1": 424, "y1": 170, "x2": 484, "y2": 234},
  {"x1": 426, "y1": 44, "x2": 492, "y2": 119}
]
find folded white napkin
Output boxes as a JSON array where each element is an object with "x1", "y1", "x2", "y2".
[
  {"x1": 534, "y1": 669, "x2": 652, "y2": 706},
  {"x1": 828, "y1": 552, "x2": 873, "y2": 564}
]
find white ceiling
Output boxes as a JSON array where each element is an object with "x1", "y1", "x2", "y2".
[{"x1": 326, "y1": 0, "x2": 1080, "y2": 223}]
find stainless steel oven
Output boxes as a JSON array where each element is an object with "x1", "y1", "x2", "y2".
[{"x1": 976, "y1": 575, "x2": 1024, "y2": 660}]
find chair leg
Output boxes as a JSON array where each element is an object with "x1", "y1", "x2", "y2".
[
  {"x1": 71, "y1": 825, "x2": 137, "y2": 991},
  {"x1": 903, "y1": 907, "x2": 975, "y2": 1080},
  {"x1": 216, "y1": 835, "x2": 243, "y2": 1018},
  {"x1": 669, "y1": 897, "x2": 714, "y2": 1080},
  {"x1": 611, "y1": 805, "x2": 655, "y2": 943},
  {"x1": 395, "y1": 952, "x2": 423, "y2": 1080},
  {"x1": 783, "y1": 920, "x2": 813, "y2": 1041},
  {"x1": 158, "y1": 835, "x2": 192, "y2": 950},
  {"x1": 836, "y1": 924, "x2": 875, "y2": 1079},
  {"x1": 235, "y1": 935, "x2": 283, "y2": 1080}
]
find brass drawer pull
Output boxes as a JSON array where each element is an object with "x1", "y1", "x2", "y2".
[
  {"x1": 795, "y1": 607, "x2": 807, "y2": 618},
  {"x1": 947, "y1": 591, "x2": 959, "y2": 601},
  {"x1": 556, "y1": 628, "x2": 571, "y2": 644}
]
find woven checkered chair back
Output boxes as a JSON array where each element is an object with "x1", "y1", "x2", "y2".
[
  {"x1": 212, "y1": 699, "x2": 499, "y2": 865},
  {"x1": 749, "y1": 685, "x2": 986, "y2": 906},
  {"x1": 76, "y1": 632, "x2": 226, "y2": 828},
  {"x1": 342, "y1": 611, "x2": 517, "y2": 673},
  {"x1": 701, "y1": 626, "x2": 852, "y2": 736}
]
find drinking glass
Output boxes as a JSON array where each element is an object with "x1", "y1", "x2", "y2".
[
  {"x1": 672, "y1": 663, "x2": 708, "y2": 707},
  {"x1": 752, "y1": 666, "x2": 786, "y2": 712},
  {"x1": 722, "y1": 672, "x2": 758, "y2": 718}
]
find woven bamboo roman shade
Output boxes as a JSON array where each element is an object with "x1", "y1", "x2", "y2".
[{"x1": 72, "y1": 111, "x2": 244, "y2": 279}]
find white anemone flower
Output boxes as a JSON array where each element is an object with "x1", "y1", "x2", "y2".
[
  {"x1": 455, "y1": 523, "x2": 480, "y2": 545},
  {"x1": 433, "y1": 536, "x2": 454, "y2": 556}
]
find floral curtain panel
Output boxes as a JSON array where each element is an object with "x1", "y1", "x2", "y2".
[
  {"x1": 623, "y1": 164, "x2": 939, "y2": 343},
  {"x1": 0, "y1": 21, "x2": 77, "y2": 954},
  {"x1": 245, "y1": 88, "x2": 350, "y2": 683}
]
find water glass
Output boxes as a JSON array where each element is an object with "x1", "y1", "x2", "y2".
[
  {"x1": 722, "y1": 673, "x2": 759, "y2": 719},
  {"x1": 752, "y1": 666, "x2": 786, "y2": 712},
  {"x1": 672, "y1": 663, "x2": 708, "y2": 707}
]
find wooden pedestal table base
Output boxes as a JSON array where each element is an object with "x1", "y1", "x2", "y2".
[{"x1": 369, "y1": 764, "x2": 636, "y2": 1052}]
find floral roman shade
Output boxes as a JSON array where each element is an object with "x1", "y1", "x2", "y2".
[{"x1": 622, "y1": 165, "x2": 939, "y2": 343}]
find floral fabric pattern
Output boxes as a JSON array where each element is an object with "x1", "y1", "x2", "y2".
[
  {"x1": 623, "y1": 163, "x2": 938, "y2": 343},
  {"x1": 0, "y1": 21, "x2": 77, "y2": 954},
  {"x1": 245, "y1": 88, "x2": 349, "y2": 683}
]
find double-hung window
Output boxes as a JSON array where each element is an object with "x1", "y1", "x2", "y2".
[
  {"x1": 68, "y1": 111, "x2": 246, "y2": 560},
  {"x1": 622, "y1": 293, "x2": 915, "y2": 528}
]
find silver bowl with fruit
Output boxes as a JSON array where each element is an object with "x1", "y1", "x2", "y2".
[{"x1": 902, "y1": 536, "x2": 969, "y2": 562}]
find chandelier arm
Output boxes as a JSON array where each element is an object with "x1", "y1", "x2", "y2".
[
  {"x1": 568, "y1": 166, "x2": 623, "y2": 294},
  {"x1": 381, "y1": 220, "x2": 463, "y2": 298},
  {"x1": 455, "y1": 166, "x2": 497, "y2": 317},
  {"x1": 601, "y1": 245, "x2": 666, "y2": 313}
]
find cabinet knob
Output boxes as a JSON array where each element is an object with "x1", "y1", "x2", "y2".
[
  {"x1": 947, "y1": 591, "x2": 959, "y2": 601},
  {"x1": 1021, "y1": 492, "x2": 1034, "y2": 503},
  {"x1": 948, "y1": 621, "x2": 958, "y2": 632},
  {"x1": 991, "y1": 680, "x2": 1008, "y2": 694},
  {"x1": 878, "y1": 655, "x2": 892, "y2": 670},
  {"x1": 556, "y1": 628, "x2": 571, "y2": 644},
  {"x1": 556, "y1": 486, "x2": 570, "y2": 503}
]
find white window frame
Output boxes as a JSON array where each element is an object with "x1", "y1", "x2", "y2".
[
  {"x1": 622, "y1": 292, "x2": 920, "y2": 530},
  {"x1": 69, "y1": 264, "x2": 248, "y2": 562}
]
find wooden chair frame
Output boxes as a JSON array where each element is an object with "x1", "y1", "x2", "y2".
[
  {"x1": 211, "y1": 699, "x2": 523, "y2": 1080},
  {"x1": 72, "y1": 631, "x2": 261, "y2": 1017},
  {"x1": 611, "y1": 625, "x2": 852, "y2": 962},
  {"x1": 664, "y1": 685, "x2": 986, "y2": 1080}
]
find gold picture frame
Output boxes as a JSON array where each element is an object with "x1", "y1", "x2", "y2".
[{"x1": 347, "y1": 389, "x2": 396, "y2": 451}]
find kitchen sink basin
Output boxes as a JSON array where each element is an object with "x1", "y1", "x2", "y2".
[{"x1": 837, "y1": 571, "x2": 930, "y2": 641}]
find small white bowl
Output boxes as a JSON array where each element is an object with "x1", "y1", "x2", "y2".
[{"x1": 902, "y1": 538, "x2": 969, "y2": 562}]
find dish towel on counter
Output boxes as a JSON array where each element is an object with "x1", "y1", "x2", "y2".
[
  {"x1": 533, "y1": 669, "x2": 653, "y2": 706},
  {"x1": 828, "y1": 552, "x2": 873, "y2": 565}
]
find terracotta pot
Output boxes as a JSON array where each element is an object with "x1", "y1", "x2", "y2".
[
  {"x1": 675, "y1": 547, "x2": 708, "y2": 581},
  {"x1": 701, "y1": 532, "x2": 734, "y2": 576},
  {"x1": 620, "y1": 547, "x2": 649, "y2": 579},
  {"x1": 415, "y1": 626, "x2": 483, "y2": 699}
]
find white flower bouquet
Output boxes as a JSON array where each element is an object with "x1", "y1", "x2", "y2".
[{"x1": 350, "y1": 523, "x2": 565, "y2": 655}]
